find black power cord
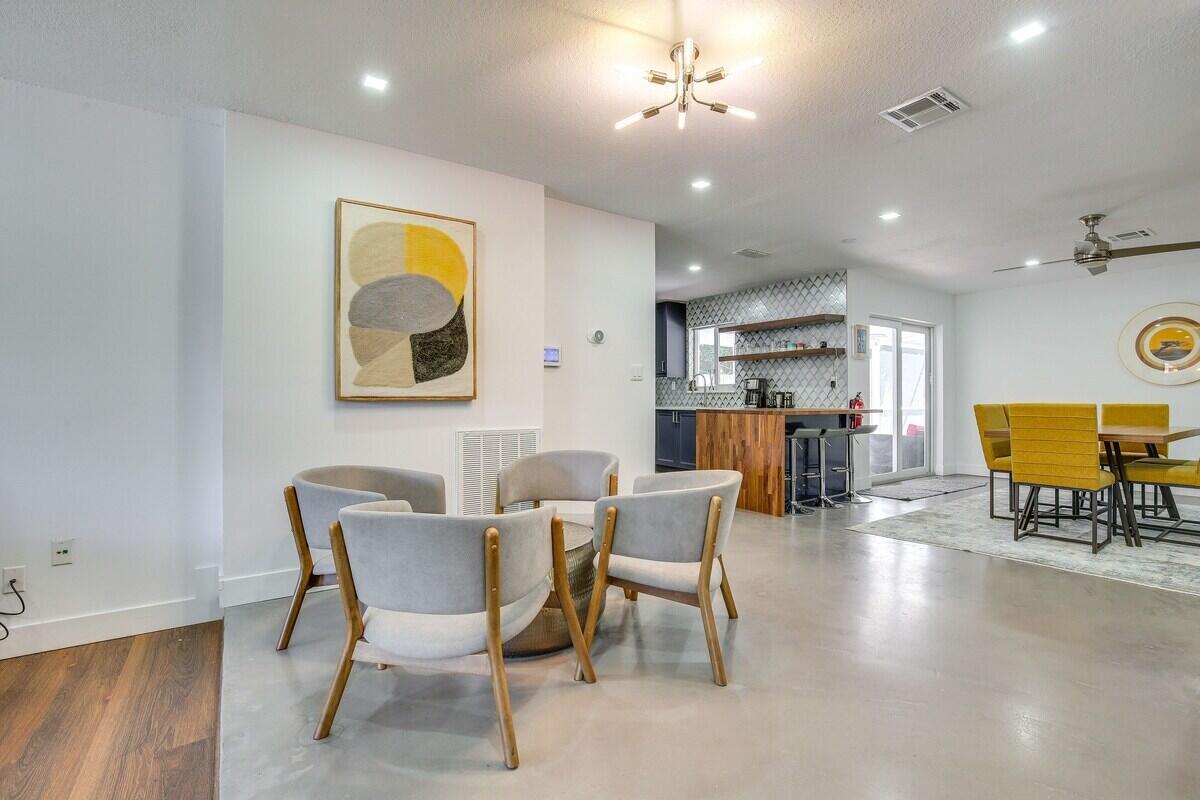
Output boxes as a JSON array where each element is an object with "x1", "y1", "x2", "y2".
[{"x1": 0, "y1": 578, "x2": 26, "y2": 642}]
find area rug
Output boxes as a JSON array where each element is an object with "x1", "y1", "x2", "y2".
[
  {"x1": 847, "y1": 493, "x2": 1200, "y2": 596},
  {"x1": 864, "y1": 475, "x2": 988, "y2": 501}
]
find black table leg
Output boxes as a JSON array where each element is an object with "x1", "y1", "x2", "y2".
[
  {"x1": 1110, "y1": 441, "x2": 1143, "y2": 547},
  {"x1": 1105, "y1": 442, "x2": 1134, "y2": 548}
]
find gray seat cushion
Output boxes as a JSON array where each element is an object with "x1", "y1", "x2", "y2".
[
  {"x1": 361, "y1": 575, "x2": 551, "y2": 660},
  {"x1": 598, "y1": 553, "x2": 723, "y2": 594},
  {"x1": 309, "y1": 547, "x2": 337, "y2": 576}
]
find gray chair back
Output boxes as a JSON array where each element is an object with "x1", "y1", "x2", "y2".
[
  {"x1": 293, "y1": 465, "x2": 446, "y2": 550},
  {"x1": 594, "y1": 470, "x2": 742, "y2": 562},
  {"x1": 498, "y1": 450, "x2": 618, "y2": 506},
  {"x1": 338, "y1": 502, "x2": 554, "y2": 615}
]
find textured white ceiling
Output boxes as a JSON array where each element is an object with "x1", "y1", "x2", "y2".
[{"x1": 3, "y1": 0, "x2": 1199, "y2": 298}]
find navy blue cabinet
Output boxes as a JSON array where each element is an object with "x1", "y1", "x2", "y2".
[
  {"x1": 656, "y1": 409, "x2": 696, "y2": 469},
  {"x1": 655, "y1": 302, "x2": 686, "y2": 378}
]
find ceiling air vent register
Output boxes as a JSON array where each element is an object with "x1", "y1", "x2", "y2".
[
  {"x1": 879, "y1": 87, "x2": 969, "y2": 132},
  {"x1": 733, "y1": 247, "x2": 771, "y2": 258},
  {"x1": 1105, "y1": 228, "x2": 1155, "y2": 243}
]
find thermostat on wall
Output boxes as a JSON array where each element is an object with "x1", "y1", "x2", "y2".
[{"x1": 544, "y1": 346, "x2": 561, "y2": 367}]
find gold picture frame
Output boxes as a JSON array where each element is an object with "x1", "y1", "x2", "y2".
[{"x1": 335, "y1": 198, "x2": 477, "y2": 401}]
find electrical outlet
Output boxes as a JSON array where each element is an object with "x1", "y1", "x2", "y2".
[
  {"x1": 2, "y1": 566, "x2": 25, "y2": 594},
  {"x1": 631, "y1": 363, "x2": 644, "y2": 381},
  {"x1": 52, "y1": 538, "x2": 74, "y2": 566}
]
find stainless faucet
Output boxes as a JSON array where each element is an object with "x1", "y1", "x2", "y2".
[{"x1": 689, "y1": 372, "x2": 711, "y2": 407}]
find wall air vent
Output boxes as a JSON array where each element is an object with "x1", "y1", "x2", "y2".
[
  {"x1": 879, "y1": 87, "x2": 969, "y2": 132},
  {"x1": 1104, "y1": 227, "x2": 1155, "y2": 243},
  {"x1": 733, "y1": 247, "x2": 771, "y2": 258},
  {"x1": 455, "y1": 427, "x2": 539, "y2": 515}
]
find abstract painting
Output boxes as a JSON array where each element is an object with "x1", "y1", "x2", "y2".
[
  {"x1": 1118, "y1": 302, "x2": 1200, "y2": 386},
  {"x1": 335, "y1": 198, "x2": 476, "y2": 400}
]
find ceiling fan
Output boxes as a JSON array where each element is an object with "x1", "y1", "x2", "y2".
[{"x1": 994, "y1": 214, "x2": 1200, "y2": 276}]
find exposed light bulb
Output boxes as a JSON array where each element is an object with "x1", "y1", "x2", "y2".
[
  {"x1": 689, "y1": 264, "x2": 702, "y2": 272},
  {"x1": 614, "y1": 111, "x2": 644, "y2": 130},
  {"x1": 725, "y1": 56, "x2": 763, "y2": 76},
  {"x1": 879, "y1": 211, "x2": 901, "y2": 221},
  {"x1": 1025, "y1": 259, "x2": 1041, "y2": 267},
  {"x1": 678, "y1": 111, "x2": 687, "y2": 130},
  {"x1": 691, "y1": 178, "x2": 712, "y2": 190},
  {"x1": 726, "y1": 105, "x2": 757, "y2": 120}
]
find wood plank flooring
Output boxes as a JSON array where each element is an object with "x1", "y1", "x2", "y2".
[{"x1": 0, "y1": 621, "x2": 222, "y2": 800}]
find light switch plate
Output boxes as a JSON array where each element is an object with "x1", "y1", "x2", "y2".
[
  {"x1": 52, "y1": 538, "x2": 74, "y2": 566},
  {"x1": 631, "y1": 363, "x2": 644, "y2": 381}
]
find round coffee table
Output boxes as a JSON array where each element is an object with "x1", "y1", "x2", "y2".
[{"x1": 503, "y1": 520, "x2": 606, "y2": 657}]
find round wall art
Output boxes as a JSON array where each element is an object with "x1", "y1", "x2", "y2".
[{"x1": 1118, "y1": 302, "x2": 1200, "y2": 386}]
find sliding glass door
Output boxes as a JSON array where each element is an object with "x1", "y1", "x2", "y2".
[{"x1": 868, "y1": 319, "x2": 932, "y2": 482}]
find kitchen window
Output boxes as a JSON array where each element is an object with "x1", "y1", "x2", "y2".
[{"x1": 688, "y1": 325, "x2": 737, "y2": 391}]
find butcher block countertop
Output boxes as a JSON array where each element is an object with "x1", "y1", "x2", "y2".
[{"x1": 694, "y1": 407, "x2": 882, "y2": 415}]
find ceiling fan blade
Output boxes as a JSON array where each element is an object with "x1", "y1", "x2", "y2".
[
  {"x1": 1109, "y1": 241, "x2": 1200, "y2": 259},
  {"x1": 992, "y1": 257, "x2": 1075, "y2": 274}
]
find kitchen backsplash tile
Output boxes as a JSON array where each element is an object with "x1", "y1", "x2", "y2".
[{"x1": 656, "y1": 271, "x2": 849, "y2": 409}]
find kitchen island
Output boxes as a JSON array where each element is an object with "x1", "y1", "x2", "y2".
[{"x1": 695, "y1": 407, "x2": 880, "y2": 516}]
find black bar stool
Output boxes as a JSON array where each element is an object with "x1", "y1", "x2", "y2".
[
  {"x1": 786, "y1": 428, "x2": 842, "y2": 511},
  {"x1": 833, "y1": 424, "x2": 877, "y2": 504}
]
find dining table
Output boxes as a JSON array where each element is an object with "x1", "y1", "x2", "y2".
[{"x1": 984, "y1": 424, "x2": 1200, "y2": 547}]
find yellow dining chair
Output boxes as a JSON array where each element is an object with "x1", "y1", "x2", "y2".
[
  {"x1": 973, "y1": 404, "x2": 1013, "y2": 519},
  {"x1": 1122, "y1": 459, "x2": 1200, "y2": 546},
  {"x1": 1008, "y1": 404, "x2": 1115, "y2": 553},
  {"x1": 1101, "y1": 403, "x2": 1171, "y2": 519}
]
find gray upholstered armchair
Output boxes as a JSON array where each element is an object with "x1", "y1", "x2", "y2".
[
  {"x1": 495, "y1": 450, "x2": 619, "y2": 513},
  {"x1": 579, "y1": 469, "x2": 743, "y2": 686},
  {"x1": 277, "y1": 466, "x2": 446, "y2": 651},
  {"x1": 313, "y1": 502, "x2": 595, "y2": 770}
]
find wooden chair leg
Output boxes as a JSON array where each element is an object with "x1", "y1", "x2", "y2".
[
  {"x1": 484, "y1": 528, "x2": 519, "y2": 769},
  {"x1": 576, "y1": 507, "x2": 616, "y2": 682},
  {"x1": 623, "y1": 588, "x2": 638, "y2": 601},
  {"x1": 314, "y1": 636, "x2": 356, "y2": 740},
  {"x1": 697, "y1": 588, "x2": 727, "y2": 686},
  {"x1": 315, "y1": 521, "x2": 363, "y2": 741},
  {"x1": 697, "y1": 496, "x2": 727, "y2": 686},
  {"x1": 552, "y1": 518, "x2": 595, "y2": 684},
  {"x1": 276, "y1": 571, "x2": 313, "y2": 651},
  {"x1": 717, "y1": 555, "x2": 738, "y2": 619}
]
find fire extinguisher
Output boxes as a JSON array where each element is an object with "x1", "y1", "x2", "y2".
[{"x1": 849, "y1": 391, "x2": 864, "y2": 430}]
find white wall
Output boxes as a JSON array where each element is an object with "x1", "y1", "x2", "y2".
[
  {"x1": 220, "y1": 113, "x2": 547, "y2": 605},
  {"x1": 0, "y1": 80, "x2": 224, "y2": 657},
  {"x1": 955, "y1": 260, "x2": 1200, "y2": 475},
  {"x1": 543, "y1": 199, "x2": 656, "y2": 488},
  {"x1": 846, "y1": 268, "x2": 958, "y2": 483}
]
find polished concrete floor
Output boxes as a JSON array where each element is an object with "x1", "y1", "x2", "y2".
[{"x1": 221, "y1": 487, "x2": 1200, "y2": 799}]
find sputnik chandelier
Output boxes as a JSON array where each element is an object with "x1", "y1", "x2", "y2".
[{"x1": 614, "y1": 37, "x2": 760, "y2": 131}]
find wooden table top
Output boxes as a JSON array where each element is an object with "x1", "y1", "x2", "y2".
[
  {"x1": 984, "y1": 425, "x2": 1200, "y2": 445},
  {"x1": 696, "y1": 407, "x2": 883, "y2": 416}
]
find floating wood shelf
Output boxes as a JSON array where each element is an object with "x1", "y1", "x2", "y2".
[
  {"x1": 718, "y1": 314, "x2": 845, "y2": 334},
  {"x1": 719, "y1": 347, "x2": 845, "y2": 363}
]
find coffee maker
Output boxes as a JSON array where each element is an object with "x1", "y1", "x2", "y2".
[{"x1": 743, "y1": 377, "x2": 769, "y2": 408}]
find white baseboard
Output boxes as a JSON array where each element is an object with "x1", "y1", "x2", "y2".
[
  {"x1": 1, "y1": 565, "x2": 220, "y2": 660},
  {"x1": 218, "y1": 564, "x2": 337, "y2": 608}
]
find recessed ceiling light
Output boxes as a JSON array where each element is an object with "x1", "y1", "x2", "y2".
[
  {"x1": 1010, "y1": 20, "x2": 1046, "y2": 43},
  {"x1": 879, "y1": 211, "x2": 901, "y2": 221},
  {"x1": 362, "y1": 74, "x2": 389, "y2": 91},
  {"x1": 688, "y1": 264, "x2": 702, "y2": 272},
  {"x1": 691, "y1": 178, "x2": 712, "y2": 190},
  {"x1": 1025, "y1": 259, "x2": 1041, "y2": 267}
]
